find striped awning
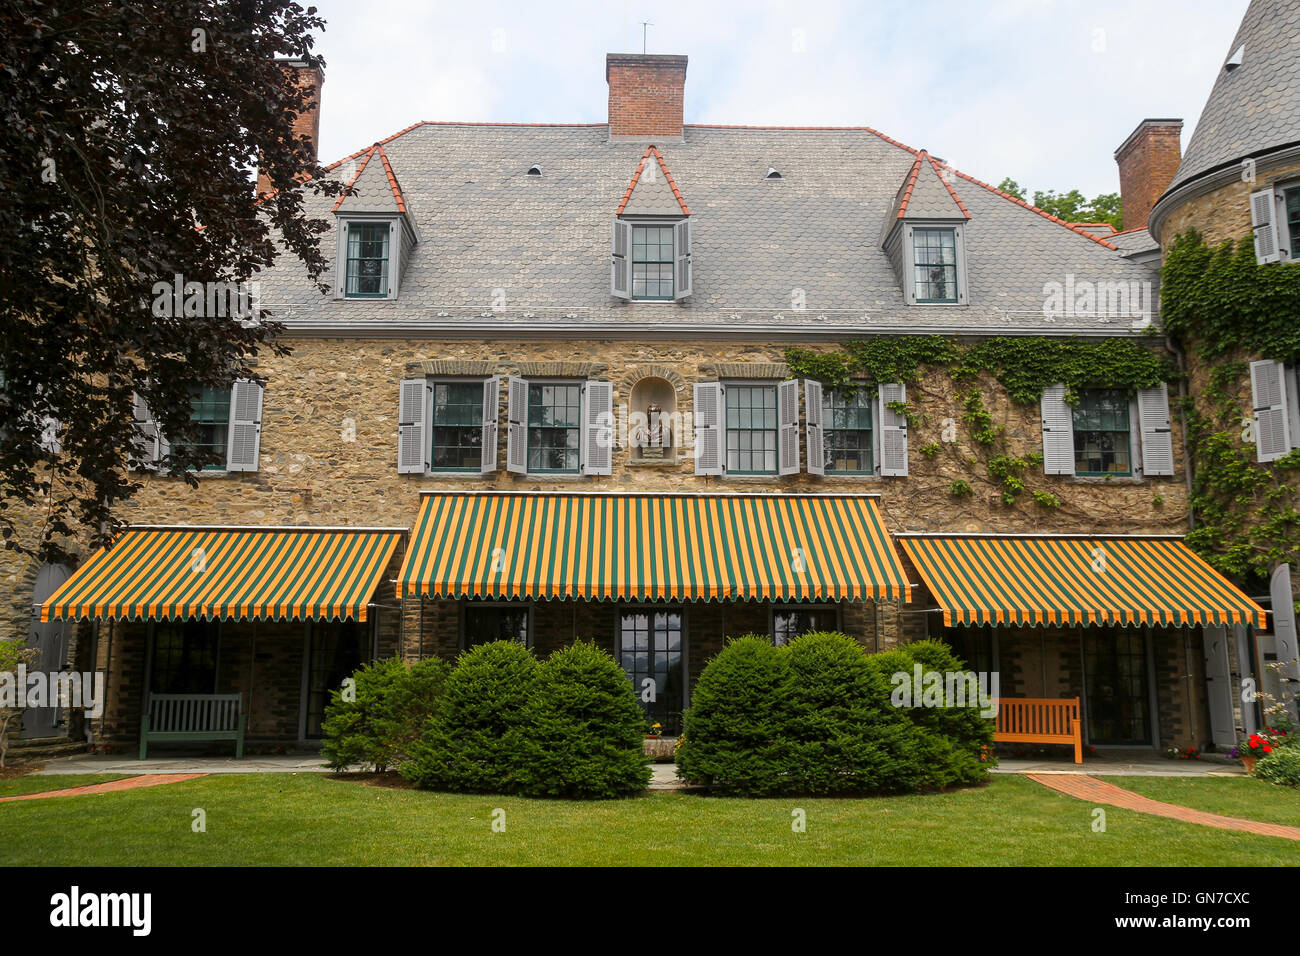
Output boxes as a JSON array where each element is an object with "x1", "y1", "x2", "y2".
[
  {"x1": 898, "y1": 534, "x2": 1266, "y2": 629},
  {"x1": 41, "y1": 526, "x2": 403, "y2": 623},
  {"x1": 399, "y1": 492, "x2": 910, "y2": 603}
]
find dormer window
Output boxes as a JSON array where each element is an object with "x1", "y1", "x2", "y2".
[
  {"x1": 912, "y1": 227, "x2": 959, "y2": 303},
  {"x1": 610, "y1": 218, "x2": 692, "y2": 300},
  {"x1": 345, "y1": 221, "x2": 391, "y2": 297}
]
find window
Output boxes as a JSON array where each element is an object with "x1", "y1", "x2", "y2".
[
  {"x1": 631, "y1": 224, "x2": 674, "y2": 300},
  {"x1": 345, "y1": 222, "x2": 389, "y2": 297},
  {"x1": 823, "y1": 388, "x2": 873, "y2": 474},
  {"x1": 304, "y1": 621, "x2": 370, "y2": 739},
  {"x1": 463, "y1": 603, "x2": 531, "y2": 649},
  {"x1": 1286, "y1": 187, "x2": 1300, "y2": 259},
  {"x1": 431, "y1": 382, "x2": 483, "y2": 471},
  {"x1": 725, "y1": 384, "x2": 778, "y2": 474},
  {"x1": 526, "y1": 383, "x2": 582, "y2": 473},
  {"x1": 912, "y1": 227, "x2": 958, "y2": 303},
  {"x1": 150, "y1": 620, "x2": 219, "y2": 694},
  {"x1": 1072, "y1": 388, "x2": 1132, "y2": 476},
  {"x1": 619, "y1": 608, "x2": 685, "y2": 735},
  {"x1": 179, "y1": 385, "x2": 230, "y2": 470},
  {"x1": 772, "y1": 605, "x2": 839, "y2": 646}
]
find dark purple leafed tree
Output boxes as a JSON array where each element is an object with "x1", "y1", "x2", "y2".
[{"x1": 0, "y1": 0, "x2": 343, "y2": 560}]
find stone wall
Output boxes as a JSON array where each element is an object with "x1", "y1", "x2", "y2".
[{"x1": 1158, "y1": 160, "x2": 1300, "y2": 249}]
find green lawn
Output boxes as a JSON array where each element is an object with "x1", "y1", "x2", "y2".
[
  {"x1": 0, "y1": 774, "x2": 128, "y2": 798},
  {"x1": 0, "y1": 773, "x2": 1294, "y2": 866},
  {"x1": 1113, "y1": 775, "x2": 1300, "y2": 829}
]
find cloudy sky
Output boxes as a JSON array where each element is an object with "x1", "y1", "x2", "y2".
[{"x1": 310, "y1": 0, "x2": 1250, "y2": 199}]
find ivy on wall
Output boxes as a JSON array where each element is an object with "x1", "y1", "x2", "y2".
[
  {"x1": 1159, "y1": 231, "x2": 1300, "y2": 585},
  {"x1": 785, "y1": 335, "x2": 1172, "y2": 509}
]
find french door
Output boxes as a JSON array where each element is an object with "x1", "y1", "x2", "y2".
[
  {"x1": 618, "y1": 607, "x2": 686, "y2": 736},
  {"x1": 1083, "y1": 626, "x2": 1153, "y2": 745}
]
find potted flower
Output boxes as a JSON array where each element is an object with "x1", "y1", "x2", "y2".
[
  {"x1": 1228, "y1": 732, "x2": 1276, "y2": 772},
  {"x1": 647, "y1": 722, "x2": 663, "y2": 740}
]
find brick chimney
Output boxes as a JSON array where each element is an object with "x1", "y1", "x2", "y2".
[
  {"x1": 1113, "y1": 118, "x2": 1182, "y2": 232},
  {"x1": 256, "y1": 59, "x2": 324, "y2": 196},
  {"x1": 606, "y1": 54, "x2": 688, "y2": 139}
]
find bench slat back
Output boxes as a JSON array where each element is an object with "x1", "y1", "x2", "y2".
[{"x1": 147, "y1": 694, "x2": 242, "y2": 733}]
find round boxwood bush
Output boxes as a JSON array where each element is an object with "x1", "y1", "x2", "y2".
[
  {"x1": 866, "y1": 639, "x2": 996, "y2": 787},
  {"x1": 518, "y1": 640, "x2": 651, "y2": 798},
  {"x1": 401, "y1": 640, "x2": 538, "y2": 793},
  {"x1": 677, "y1": 634, "x2": 791, "y2": 795},
  {"x1": 321, "y1": 656, "x2": 449, "y2": 772},
  {"x1": 1255, "y1": 746, "x2": 1300, "y2": 787}
]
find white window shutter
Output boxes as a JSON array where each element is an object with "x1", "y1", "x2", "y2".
[
  {"x1": 693, "y1": 382, "x2": 724, "y2": 476},
  {"x1": 673, "y1": 218, "x2": 693, "y2": 300},
  {"x1": 581, "y1": 380, "x2": 614, "y2": 476},
  {"x1": 778, "y1": 379, "x2": 799, "y2": 475},
  {"x1": 1137, "y1": 384, "x2": 1175, "y2": 476},
  {"x1": 225, "y1": 380, "x2": 264, "y2": 472},
  {"x1": 1250, "y1": 189, "x2": 1282, "y2": 264},
  {"x1": 878, "y1": 383, "x2": 908, "y2": 476},
  {"x1": 1250, "y1": 359, "x2": 1291, "y2": 462},
  {"x1": 1040, "y1": 383, "x2": 1075, "y2": 475},
  {"x1": 397, "y1": 378, "x2": 427, "y2": 474},
  {"x1": 480, "y1": 376, "x2": 499, "y2": 474},
  {"x1": 506, "y1": 376, "x2": 528, "y2": 474},
  {"x1": 130, "y1": 392, "x2": 159, "y2": 469},
  {"x1": 610, "y1": 218, "x2": 632, "y2": 299},
  {"x1": 804, "y1": 379, "x2": 825, "y2": 476}
]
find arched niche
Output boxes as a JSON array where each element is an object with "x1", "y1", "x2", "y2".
[{"x1": 628, "y1": 376, "x2": 679, "y2": 462}]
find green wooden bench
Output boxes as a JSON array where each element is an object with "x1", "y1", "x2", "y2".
[{"x1": 139, "y1": 693, "x2": 245, "y2": 759}]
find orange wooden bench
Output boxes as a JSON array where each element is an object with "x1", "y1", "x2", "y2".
[{"x1": 994, "y1": 697, "x2": 1083, "y2": 764}]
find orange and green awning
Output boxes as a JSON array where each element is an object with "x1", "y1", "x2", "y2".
[
  {"x1": 898, "y1": 533, "x2": 1266, "y2": 629},
  {"x1": 398, "y1": 491, "x2": 910, "y2": 603},
  {"x1": 41, "y1": 526, "x2": 403, "y2": 623}
]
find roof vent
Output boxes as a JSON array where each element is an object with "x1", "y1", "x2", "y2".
[
  {"x1": 527, "y1": 163, "x2": 542, "y2": 175},
  {"x1": 1225, "y1": 44, "x2": 1244, "y2": 72},
  {"x1": 765, "y1": 167, "x2": 782, "y2": 179}
]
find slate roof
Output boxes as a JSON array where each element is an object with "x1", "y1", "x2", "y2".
[
  {"x1": 260, "y1": 122, "x2": 1160, "y2": 337},
  {"x1": 1168, "y1": 0, "x2": 1300, "y2": 192}
]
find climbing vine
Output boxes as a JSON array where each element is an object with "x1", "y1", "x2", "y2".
[
  {"x1": 785, "y1": 335, "x2": 1173, "y2": 509},
  {"x1": 1161, "y1": 229, "x2": 1300, "y2": 586}
]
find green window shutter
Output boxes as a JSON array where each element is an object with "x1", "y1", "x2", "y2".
[{"x1": 225, "y1": 380, "x2": 263, "y2": 472}]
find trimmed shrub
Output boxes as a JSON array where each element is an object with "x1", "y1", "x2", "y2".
[
  {"x1": 677, "y1": 635, "x2": 791, "y2": 794},
  {"x1": 518, "y1": 641, "x2": 651, "y2": 798},
  {"x1": 866, "y1": 639, "x2": 996, "y2": 787},
  {"x1": 678, "y1": 631, "x2": 995, "y2": 796},
  {"x1": 321, "y1": 656, "x2": 449, "y2": 772},
  {"x1": 1255, "y1": 746, "x2": 1300, "y2": 787},
  {"x1": 401, "y1": 641, "x2": 538, "y2": 793}
]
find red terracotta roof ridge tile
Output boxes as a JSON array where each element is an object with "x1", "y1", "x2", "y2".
[
  {"x1": 616, "y1": 145, "x2": 690, "y2": 216},
  {"x1": 895, "y1": 151, "x2": 926, "y2": 219},
  {"x1": 331, "y1": 145, "x2": 376, "y2": 213},
  {"x1": 1106, "y1": 225, "x2": 1150, "y2": 237},
  {"x1": 925, "y1": 155, "x2": 971, "y2": 219},
  {"x1": 947, "y1": 168, "x2": 1120, "y2": 250},
  {"x1": 374, "y1": 143, "x2": 408, "y2": 215}
]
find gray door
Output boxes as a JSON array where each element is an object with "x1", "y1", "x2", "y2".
[
  {"x1": 1202, "y1": 625, "x2": 1237, "y2": 749},
  {"x1": 22, "y1": 563, "x2": 72, "y2": 739}
]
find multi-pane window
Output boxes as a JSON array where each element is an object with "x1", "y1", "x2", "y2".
[
  {"x1": 725, "y1": 384, "x2": 778, "y2": 474},
  {"x1": 527, "y1": 383, "x2": 581, "y2": 473},
  {"x1": 1072, "y1": 388, "x2": 1132, "y2": 476},
  {"x1": 772, "y1": 605, "x2": 838, "y2": 646},
  {"x1": 912, "y1": 227, "x2": 958, "y2": 303},
  {"x1": 463, "y1": 603, "x2": 531, "y2": 649},
  {"x1": 431, "y1": 382, "x2": 482, "y2": 471},
  {"x1": 150, "y1": 620, "x2": 219, "y2": 694},
  {"x1": 184, "y1": 385, "x2": 230, "y2": 470},
  {"x1": 1285, "y1": 187, "x2": 1300, "y2": 259},
  {"x1": 619, "y1": 609, "x2": 684, "y2": 735},
  {"x1": 304, "y1": 621, "x2": 369, "y2": 739},
  {"x1": 345, "y1": 222, "x2": 389, "y2": 297},
  {"x1": 632, "y1": 225, "x2": 674, "y2": 300},
  {"x1": 823, "y1": 388, "x2": 873, "y2": 473}
]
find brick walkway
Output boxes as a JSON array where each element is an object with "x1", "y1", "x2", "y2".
[
  {"x1": 0, "y1": 773, "x2": 207, "y2": 803},
  {"x1": 1028, "y1": 773, "x2": 1300, "y2": 841}
]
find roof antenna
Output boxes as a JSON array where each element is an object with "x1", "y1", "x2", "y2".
[{"x1": 641, "y1": 21, "x2": 653, "y2": 54}]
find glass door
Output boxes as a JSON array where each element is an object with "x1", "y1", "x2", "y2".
[
  {"x1": 1083, "y1": 626, "x2": 1152, "y2": 745},
  {"x1": 618, "y1": 608, "x2": 685, "y2": 736},
  {"x1": 304, "y1": 620, "x2": 371, "y2": 739}
]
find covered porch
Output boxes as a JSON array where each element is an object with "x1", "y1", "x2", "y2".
[{"x1": 38, "y1": 525, "x2": 405, "y2": 754}]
